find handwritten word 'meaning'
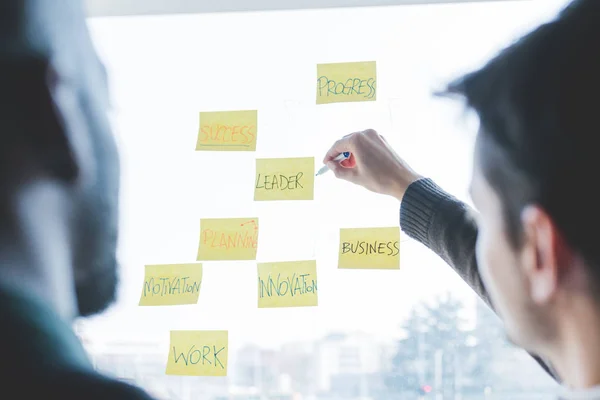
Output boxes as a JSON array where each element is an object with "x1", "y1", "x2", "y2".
[
  {"x1": 259, "y1": 273, "x2": 317, "y2": 298},
  {"x1": 198, "y1": 124, "x2": 256, "y2": 145},
  {"x1": 342, "y1": 240, "x2": 399, "y2": 257},
  {"x1": 255, "y1": 173, "x2": 304, "y2": 191},
  {"x1": 143, "y1": 277, "x2": 201, "y2": 297},
  {"x1": 202, "y1": 229, "x2": 258, "y2": 249},
  {"x1": 317, "y1": 76, "x2": 376, "y2": 99},
  {"x1": 172, "y1": 345, "x2": 226, "y2": 369}
]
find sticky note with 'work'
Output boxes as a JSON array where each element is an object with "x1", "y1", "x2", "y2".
[
  {"x1": 166, "y1": 330, "x2": 228, "y2": 376},
  {"x1": 197, "y1": 218, "x2": 259, "y2": 261},
  {"x1": 338, "y1": 227, "x2": 400, "y2": 269},
  {"x1": 139, "y1": 263, "x2": 202, "y2": 306},
  {"x1": 254, "y1": 157, "x2": 314, "y2": 201},
  {"x1": 316, "y1": 61, "x2": 377, "y2": 105},
  {"x1": 257, "y1": 260, "x2": 318, "y2": 308},
  {"x1": 196, "y1": 110, "x2": 258, "y2": 151}
]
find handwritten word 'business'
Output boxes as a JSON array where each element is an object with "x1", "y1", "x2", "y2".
[
  {"x1": 317, "y1": 77, "x2": 376, "y2": 100},
  {"x1": 341, "y1": 240, "x2": 399, "y2": 257}
]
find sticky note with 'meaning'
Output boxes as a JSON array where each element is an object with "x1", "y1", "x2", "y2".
[
  {"x1": 196, "y1": 110, "x2": 258, "y2": 151},
  {"x1": 316, "y1": 61, "x2": 376, "y2": 105},
  {"x1": 165, "y1": 330, "x2": 228, "y2": 376},
  {"x1": 338, "y1": 227, "x2": 400, "y2": 269},
  {"x1": 197, "y1": 218, "x2": 259, "y2": 261},
  {"x1": 254, "y1": 157, "x2": 314, "y2": 201},
  {"x1": 257, "y1": 260, "x2": 318, "y2": 308},
  {"x1": 139, "y1": 263, "x2": 202, "y2": 306}
]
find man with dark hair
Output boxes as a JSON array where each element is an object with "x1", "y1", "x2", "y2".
[
  {"x1": 324, "y1": 0, "x2": 600, "y2": 397},
  {"x1": 0, "y1": 1, "x2": 153, "y2": 398}
]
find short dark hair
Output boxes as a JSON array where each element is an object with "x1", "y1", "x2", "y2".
[{"x1": 445, "y1": 0, "x2": 600, "y2": 267}]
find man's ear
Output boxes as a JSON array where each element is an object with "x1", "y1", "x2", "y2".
[
  {"x1": 520, "y1": 205, "x2": 570, "y2": 304},
  {"x1": 1, "y1": 54, "x2": 79, "y2": 183}
]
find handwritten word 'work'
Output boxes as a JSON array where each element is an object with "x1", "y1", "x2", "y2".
[
  {"x1": 197, "y1": 218, "x2": 259, "y2": 261},
  {"x1": 257, "y1": 261, "x2": 318, "y2": 308},
  {"x1": 338, "y1": 227, "x2": 400, "y2": 269},
  {"x1": 166, "y1": 331, "x2": 228, "y2": 376},
  {"x1": 254, "y1": 157, "x2": 315, "y2": 201},
  {"x1": 316, "y1": 61, "x2": 377, "y2": 104},
  {"x1": 139, "y1": 263, "x2": 203, "y2": 306},
  {"x1": 196, "y1": 110, "x2": 258, "y2": 151}
]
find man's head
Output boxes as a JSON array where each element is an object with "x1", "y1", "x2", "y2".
[
  {"x1": 447, "y1": 0, "x2": 600, "y2": 355},
  {"x1": 0, "y1": 1, "x2": 119, "y2": 316}
]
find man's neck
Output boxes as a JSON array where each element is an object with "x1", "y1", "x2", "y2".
[{"x1": 0, "y1": 182, "x2": 78, "y2": 321}]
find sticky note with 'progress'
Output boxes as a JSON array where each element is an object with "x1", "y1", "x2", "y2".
[
  {"x1": 139, "y1": 263, "x2": 202, "y2": 306},
  {"x1": 338, "y1": 227, "x2": 400, "y2": 269},
  {"x1": 316, "y1": 61, "x2": 376, "y2": 105},
  {"x1": 166, "y1": 330, "x2": 228, "y2": 376},
  {"x1": 254, "y1": 157, "x2": 314, "y2": 201},
  {"x1": 197, "y1": 218, "x2": 259, "y2": 261},
  {"x1": 258, "y1": 260, "x2": 318, "y2": 308},
  {"x1": 196, "y1": 110, "x2": 257, "y2": 151}
]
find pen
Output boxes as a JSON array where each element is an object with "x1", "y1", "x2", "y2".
[{"x1": 316, "y1": 151, "x2": 351, "y2": 176}]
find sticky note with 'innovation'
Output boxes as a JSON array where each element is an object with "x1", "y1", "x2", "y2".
[
  {"x1": 166, "y1": 330, "x2": 228, "y2": 376},
  {"x1": 196, "y1": 110, "x2": 258, "y2": 151},
  {"x1": 316, "y1": 61, "x2": 376, "y2": 104},
  {"x1": 258, "y1": 260, "x2": 318, "y2": 308},
  {"x1": 254, "y1": 157, "x2": 314, "y2": 201},
  {"x1": 139, "y1": 263, "x2": 202, "y2": 306},
  {"x1": 197, "y1": 218, "x2": 259, "y2": 261},
  {"x1": 338, "y1": 227, "x2": 400, "y2": 269}
]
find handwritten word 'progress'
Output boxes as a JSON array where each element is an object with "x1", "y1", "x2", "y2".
[
  {"x1": 316, "y1": 61, "x2": 377, "y2": 104},
  {"x1": 197, "y1": 218, "x2": 259, "y2": 261},
  {"x1": 166, "y1": 330, "x2": 228, "y2": 376},
  {"x1": 317, "y1": 77, "x2": 376, "y2": 100},
  {"x1": 341, "y1": 240, "x2": 399, "y2": 257},
  {"x1": 139, "y1": 263, "x2": 203, "y2": 306}
]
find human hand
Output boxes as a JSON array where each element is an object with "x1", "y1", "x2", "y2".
[{"x1": 322, "y1": 129, "x2": 423, "y2": 201}]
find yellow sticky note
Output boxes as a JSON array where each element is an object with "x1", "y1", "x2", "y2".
[
  {"x1": 316, "y1": 61, "x2": 377, "y2": 104},
  {"x1": 196, "y1": 110, "x2": 258, "y2": 151},
  {"x1": 197, "y1": 218, "x2": 259, "y2": 261},
  {"x1": 166, "y1": 330, "x2": 228, "y2": 376},
  {"x1": 139, "y1": 263, "x2": 203, "y2": 306},
  {"x1": 338, "y1": 227, "x2": 400, "y2": 269},
  {"x1": 254, "y1": 157, "x2": 314, "y2": 201},
  {"x1": 258, "y1": 260, "x2": 318, "y2": 308}
]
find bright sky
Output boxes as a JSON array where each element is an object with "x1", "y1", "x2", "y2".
[{"x1": 80, "y1": 0, "x2": 571, "y2": 355}]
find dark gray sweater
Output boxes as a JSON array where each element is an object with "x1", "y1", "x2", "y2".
[{"x1": 399, "y1": 178, "x2": 559, "y2": 382}]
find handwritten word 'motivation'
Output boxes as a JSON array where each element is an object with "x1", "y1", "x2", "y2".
[
  {"x1": 254, "y1": 158, "x2": 314, "y2": 201},
  {"x1": 257, "y1": 260, "x2": 318, "y2": 308},
  {"x1": 338, "y1": 227, "x2": 400, "y2": 270},
  {"x1": 316, "y1": 61, "x2": 377, "y2": 105},
  {"x1": 197, "y1": 218, "x2": 259, "y2": 261},
  {"x1": 196, "y1": 110, "x2": 258, "y2": 151},
  {"x1": 166, "y1": 330, "x2": 228, "y2": 376},
  {"x1": 139, "y1": 263, "x2": 203, "y2": 306}
]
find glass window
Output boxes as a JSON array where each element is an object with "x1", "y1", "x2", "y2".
[{"x1": 81, "y1": 1, "x2": 570, "y2": 398}]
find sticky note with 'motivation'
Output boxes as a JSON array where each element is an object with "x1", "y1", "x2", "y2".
[
  {"x1": 257, "y1": 260, "x2": 318, "y2": 308},
  {"x1": 166, "y1": 330, "x2": 228, "y2": 376},
  {"x1": 338, "y1": 227, "x2": 400, "y2": 270},
  {"x1": 139, "y1": 263, "x2": 202, "y2": 306},
  {"x1": 316, "y1": 61, "x2": 377, "y2": 105},
  {"x1": 197, "y1": 218, "x2": 259, "y2": 261},
  {"x1": 254, "y1": 157, "x2": 314, "y2": 201},
  {"x1": 196, "y1": 110, "x2": 258, "y2": 151}
]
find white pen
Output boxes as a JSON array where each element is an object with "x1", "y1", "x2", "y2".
[{"x1": 316, "y1": 151, "x2": 351, "y2": 176}]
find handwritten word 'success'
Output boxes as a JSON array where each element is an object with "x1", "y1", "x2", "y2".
[
  {"x1": 196, "y1": 110, "x2": 258, "y2": 151},
  {"x1": 316, "y1": 61, "x2": 376, "y2": 105},
  {"x1": 338, "y1": 227, "x2": 400, "y2": 270},
  {"x1": 166, "y1": 330, "x2": 228, "y2": 376},
  {"x1": 254, "y1": 157, "x2": 314, "y2": 201},
  {"x1": 139, "y1": 263, "x2": 203, "y2": 306},
  {"x1": 197, "y1": 218, "x2": 259, "y2": 261},
  {"x1": 258, "y1": 260, "x2": 318, "y2": 308}
]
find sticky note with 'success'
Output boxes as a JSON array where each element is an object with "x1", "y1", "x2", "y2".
[
  {"x1": 258, "y1": 260, "x2": 318, "y2": 308},
  {"x1": 197, "y1": 218, "x2": 259, "y2": 261},
  {"x1": 139, "y1": 263, "x2": 202, "y2": 306},
  {"x1": 254, "y1": 157, "x2": 314, "y2": 201},
  {"x1": 338, "y1": 227, "x2": 400, "y2": 270},
  {"x1": 166, "y1": 330, "x2": 228, "y2": 376},
  {"x1": 196, "y1": 110, "x2": 258, "y2": 151},
  {"x1": 316, "y1": 61, "x2": 376, "y2": 105}
]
